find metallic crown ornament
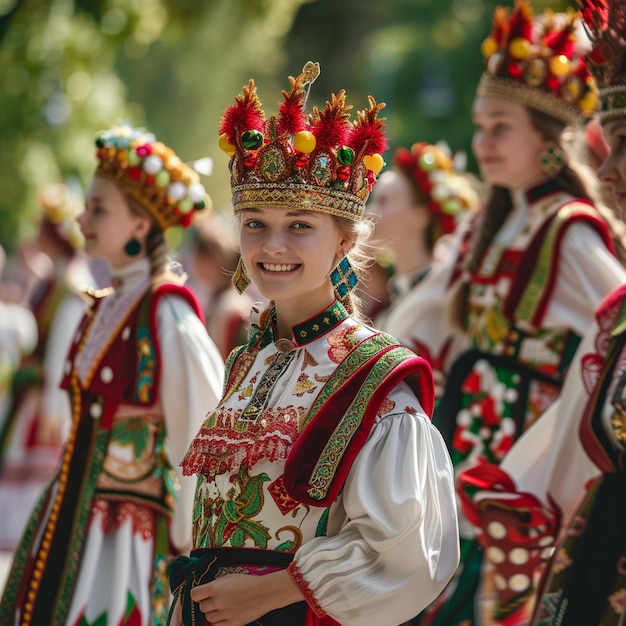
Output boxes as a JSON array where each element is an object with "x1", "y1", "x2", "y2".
[
  {"x1": 95, "y1": 125, "x2": 211, "y2": 231},
  {"x1": 580, "y1": 0, "x2": 626, "y2": 123},
  {"x1": 478, "y1": 0, "x2": 599, "y2": 126},
  {"x1": 393, "y1": 142, "x2": 477, "y2": 237},
  {"x1": 218, "y1": 61, "x2": 388, "y2": 222}
]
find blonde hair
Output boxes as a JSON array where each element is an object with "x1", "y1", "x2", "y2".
[{"x1": 333, "y1": 215, "x2": 375, "y2": 322}]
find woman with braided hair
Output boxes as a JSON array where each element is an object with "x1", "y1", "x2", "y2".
[
  {"x1": 0, "y1": 125, "x2": 224, "y2": 626},
  {"x1": 403, "y1": 2, "x2": 626, "y2": 625}
]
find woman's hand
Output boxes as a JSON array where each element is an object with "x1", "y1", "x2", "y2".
[{"x1": 189, "y1": 569, "x2": 303, "y2": 626}]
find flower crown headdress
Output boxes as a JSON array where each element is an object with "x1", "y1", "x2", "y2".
[
  {"x1": 478, "y1": 0, "x2": 598, "y2": 126},
  {"x1": 218, "y1": 62, "x2": 388, "y2": 222},
  {"x1": 393, "y1": 142, "x2": 477, "y2": 237},
  {"x1": 95, "y1": 125, "x2": 210, "y2": 231},
  {"x1": 580, "y1": 0, "x2": 626, "y2": 123},
  {"x1": 38, "y1": 183, "x2": 85, "y2": 250}
]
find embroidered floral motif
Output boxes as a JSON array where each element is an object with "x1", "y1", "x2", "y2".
[
  {"x1": 327, "y1": 325, "x2": 361, "y2": 363},
  {"x1": 92, "y1": 500, "x2": 157, "y2": 539},
  {"x1": 135, "y1": 328, "x2": 156, "y2": 403},
  {"x1": 238, "y1": 372, "x2": 258, "y2": 401},
  {"x1": 377, "y1": 397, "x2": 395, "y2": 416},
  {"x1": 182, "y1": 406, "x2": 301, "y2": 478},
  {"x1": 293, "y1": 372, "x2": 317, "y2": 397},
  {"x1": 405, "y1": 405, "x2": 417, "y2": 414},
  {"x1": 193, "y1": 464, "x2": 271, "y2": 549},
  {"x1": 268, "y1": 475, "x2": 301, "y2": 515}
]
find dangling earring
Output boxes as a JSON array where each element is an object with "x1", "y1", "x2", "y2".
[
  {"x1": 124, "y1": 238, "x2": 141, "y2": 256},
  {"x1": 539, "y1": 141, "x2": 566, "y2": 178},
  {"x1": 232, "y1": 257, "x2": 251, "y2": 295},
  {"x1": 329, "y1": 255, "x2": 358, "y2": 299}
]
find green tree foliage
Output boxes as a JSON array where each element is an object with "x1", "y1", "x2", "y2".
[
  {"x1": 0, "y1": 0, "x2": 307, "y2": 253},
  {"x1": 285, "y1": 0, "x2": 577, "y2": 173},
  {"x1": 0, "y1": 0, "x2": 583, "y2": 253}
]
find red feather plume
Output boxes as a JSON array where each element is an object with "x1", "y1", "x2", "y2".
[
  {"x1": 491, "y1": 6, "x2": 510, "y2": 46},
  {"x1": 277, "y1": 73, "x2": 309, "y2": 136},
  {"x1": 508, "y1": 0, "x2": 534, "y2": 41},
  {"x1": 219, "y1": 80, "x2": 265, "y2": 145},
  {"x1": 309, "y1": 91, "x2": 353, "y2": 151},
  {"x1": 543, "y1": 19, "x2": 576, "y2": 59},
  {"x1": 348, "y1": 97, "x2": 387, "y2": 157}
]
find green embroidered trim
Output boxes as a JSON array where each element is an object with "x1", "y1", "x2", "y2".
[
  {"x1": 292, "y1": 301, "x2": 348, "y2": 345},
  {"x1": 133, "y1": 292, "x2": 157, "y2": 404},
  {"x1": 307, "y1": 343, "x2": 415, "y2": 501},
  {"x1": 301, "y1": 332, "x2": 402, "y2": 431},
  {"x1": 515, "y1": 204, "x2": 595, "y2": 324}
]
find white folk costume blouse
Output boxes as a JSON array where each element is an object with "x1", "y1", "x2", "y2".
[
  {"x1": 397, "y1": 178, "x2": 624, "y2": 468},
  {"x1": 177, "y1": 300, "x2": 460, "y2": 626},
  {"x1": 0, "y1": 258, "x2": 225, "y2": 626}
]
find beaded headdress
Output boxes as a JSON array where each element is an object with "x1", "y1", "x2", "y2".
[
  {"x1": 478, "y1": 0, "x2": 598, "y2": 126},
  {"x1": 95, "y1": 125, "x2": 210, "y2": 231},
  {"x1": 218, "y1": 62, "x2": 387, "y2": 222},
  {"x1": 393, "y1": 142, "x2": 477, "y2": 237},
  {"x1": 580, "y1": 0, "x2": 626, "y2": 123},
  {"x1": 38, "y1": 183, "x2": 85, "y2": 250}
]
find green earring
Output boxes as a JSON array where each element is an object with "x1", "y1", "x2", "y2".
[
  {"x1": 329, "y1": 255, "x2": 358, "y2": 298},
  {"x1": 124, "y1": 238, "x2": 141, "y2": 256}
]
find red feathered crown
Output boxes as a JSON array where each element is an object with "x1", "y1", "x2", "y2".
[
  {"x1": 219, "y1": 62, "x2": 387, "y2": 222},
  {"x1": 580, "y1": 0, "x2": 626, "y2": 123},
  {"x1": 393, "y1": 143, "x2": 478, "y2": 238},
  {"x1": 478, "y1": 0, "x2": 598, "y2": 126}
]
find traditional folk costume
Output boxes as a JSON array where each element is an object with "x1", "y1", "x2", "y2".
[
  {"x1": 168, "y1": 63, "x2": 460, "y2": 626},
  {"x1": 0, "y1": 185, "x2": 94, "y2": 551},
  {"x1": 414, "y1": 3, "x2": 626, "y2": 624},
  {"x1": 458, "y1": 2, "x2": 626, "y2": 624},
  {"x1": 373, "y1": 142, "x2": 478, "y2": 396},
  {"x1": 0, "y1": 127, "x2": 225, "y2": 626}
]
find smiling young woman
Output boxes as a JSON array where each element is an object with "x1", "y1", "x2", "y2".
[{"x1": 166, "y1": 63, "x2": 460, "y2": 626}]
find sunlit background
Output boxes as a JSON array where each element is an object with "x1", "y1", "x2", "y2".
[{"x1": 0, "y1": 0, "x2": 575, "y2": 254}]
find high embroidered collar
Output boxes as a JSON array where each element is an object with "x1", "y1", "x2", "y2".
[
  {"x1": 110, "y1": 258, "x2": 151, "y2": 295},
  {"x1": 511, "y1": 176, "x2": 562, "y2": 209},
  {"x1": 249, "y1": 300, "x2": 350, "y2": 351}
]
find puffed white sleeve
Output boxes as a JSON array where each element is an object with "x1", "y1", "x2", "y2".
[
  {"x1": 545, "y1": 222, "x2": 626, "y2": 336},
  {"x1": 157, "y1": 295, "x2": 225, "y2": 554},
  {"x1": 500, "y1": 316, "x2": 603, "y2": 524},
  {"x1": 42, "y1": 293, "x2": 87, "y2": 435},
  {"x1": 290, "y1": 382, "x2": 459, "y2": 626}
]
